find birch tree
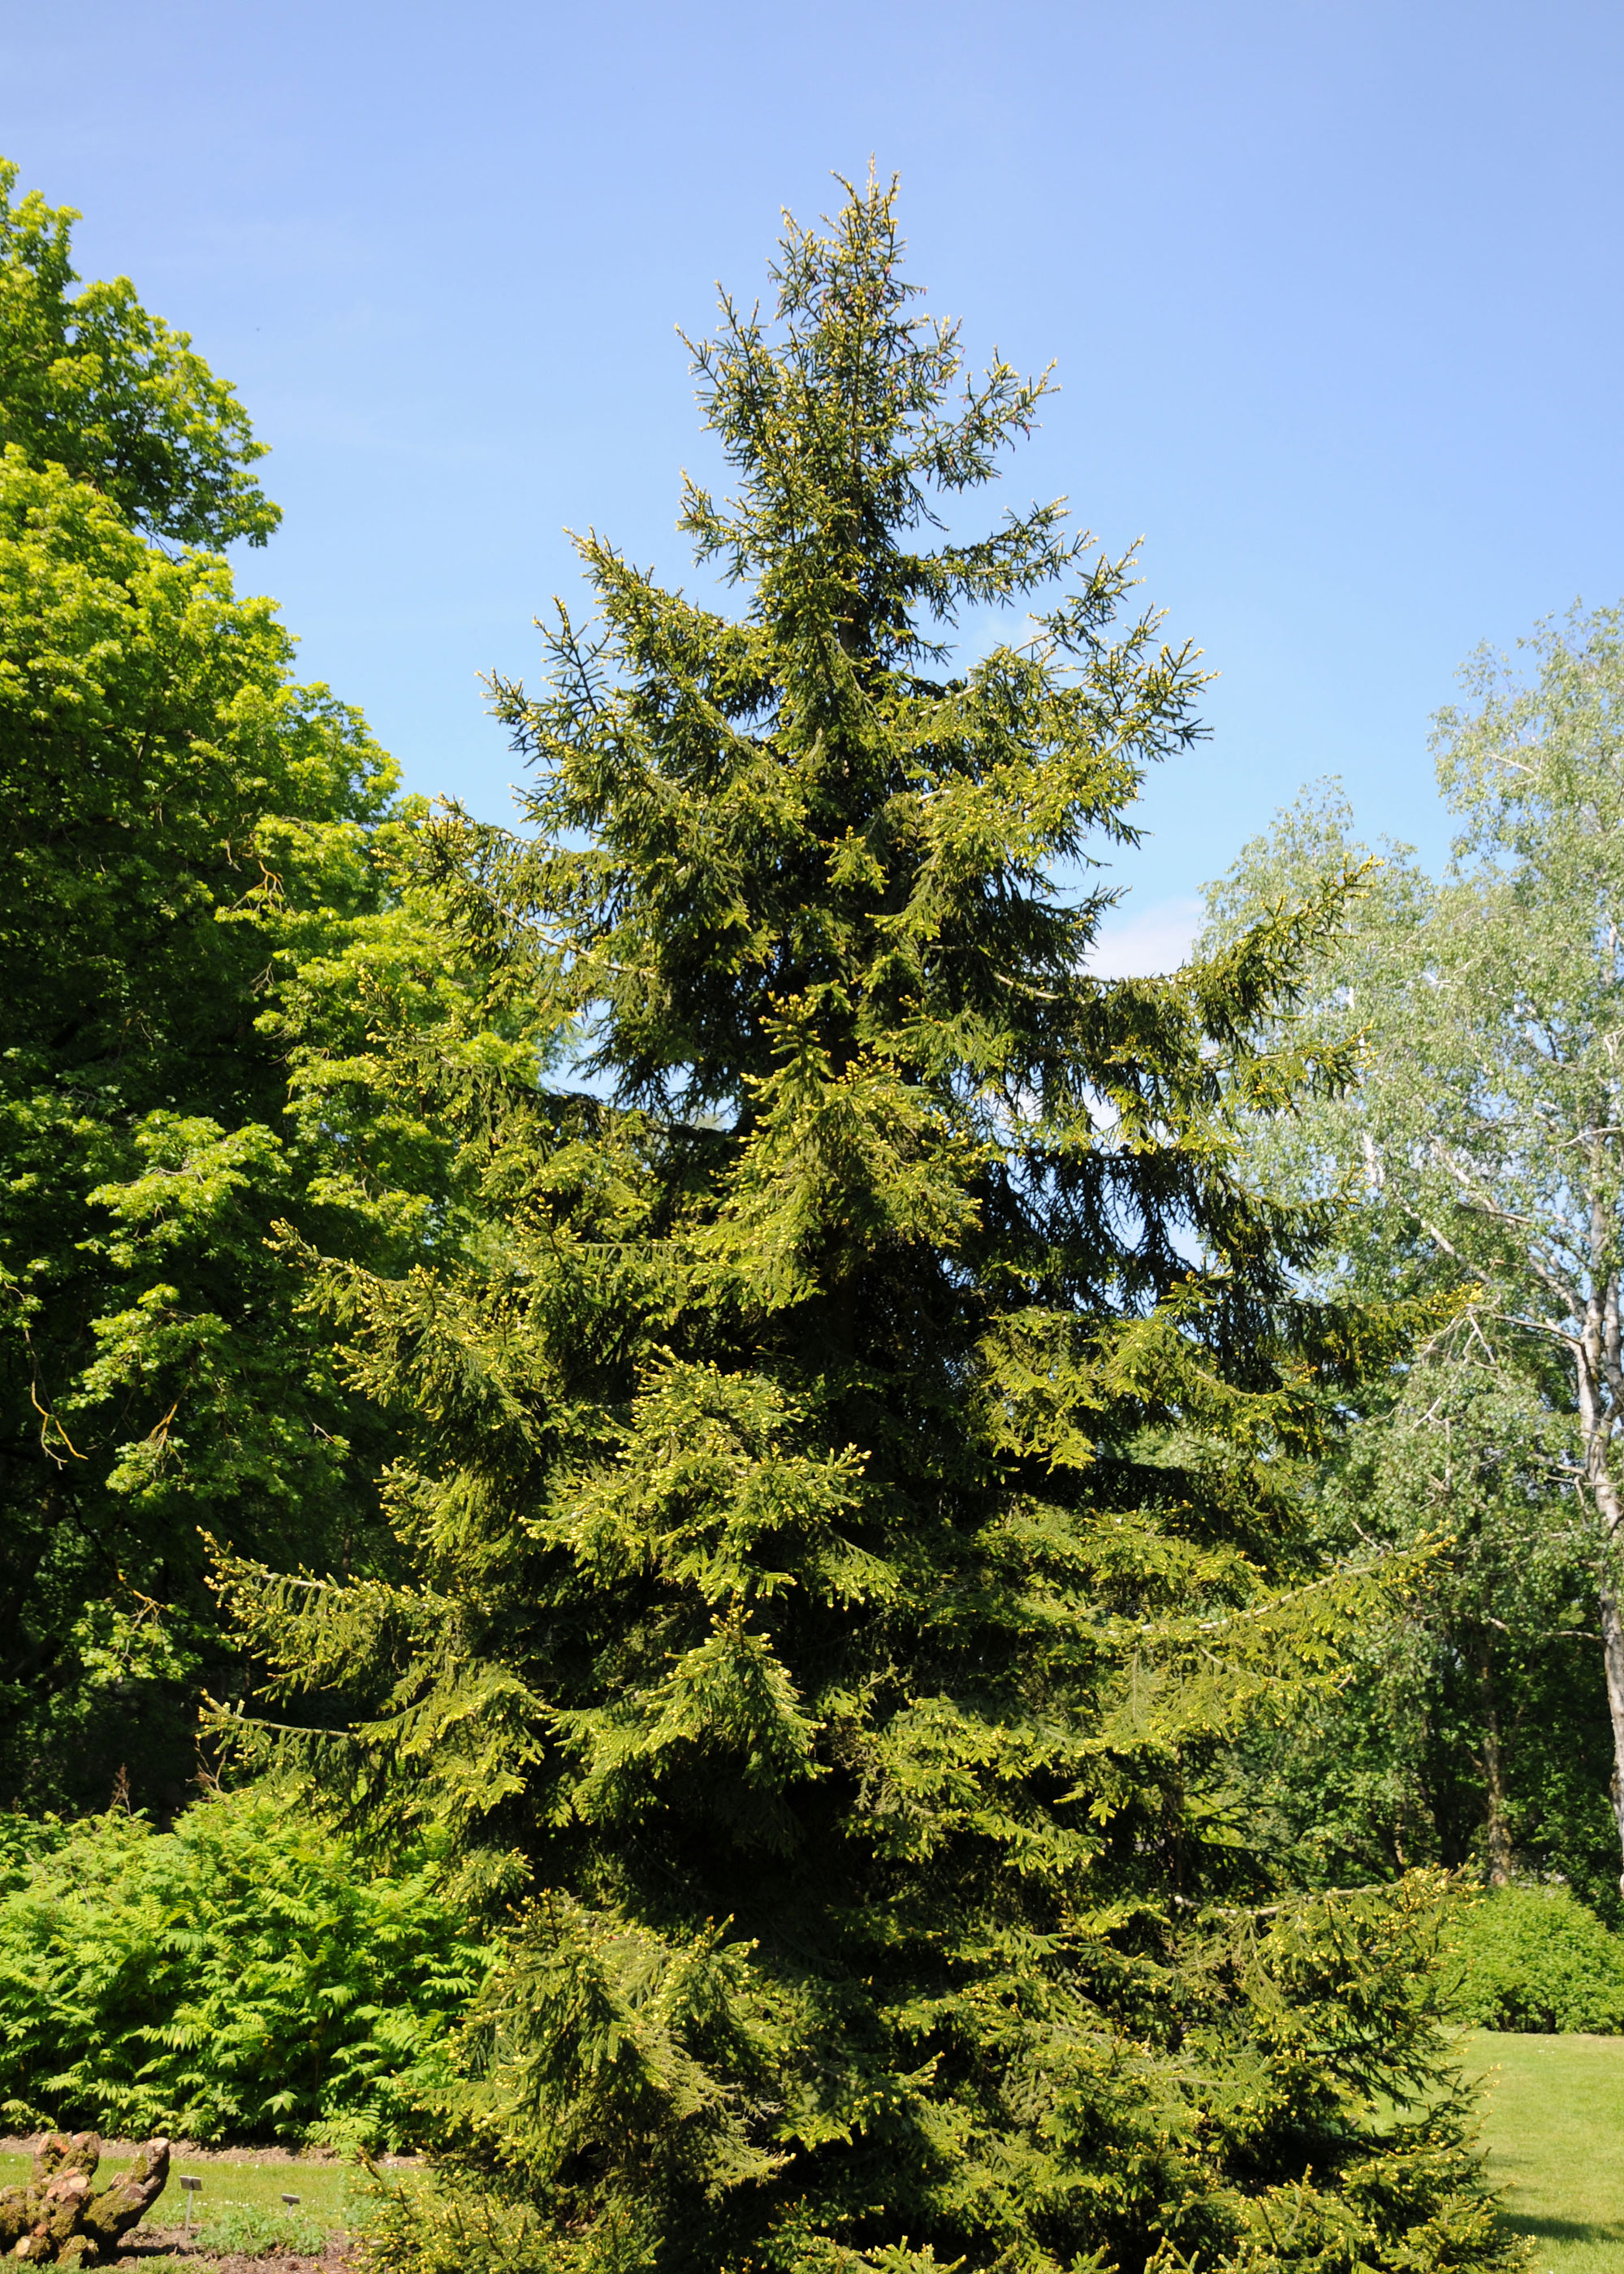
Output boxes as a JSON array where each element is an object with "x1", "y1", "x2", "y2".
[{"x1": 1207, "y1": 603, "x2": 1624, "y2": 1893}]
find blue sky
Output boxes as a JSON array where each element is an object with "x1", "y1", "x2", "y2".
[{"x1": 4, "y1": 0, "x2": 1621, "y2": 968}]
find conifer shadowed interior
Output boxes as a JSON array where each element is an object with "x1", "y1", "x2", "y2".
[{"x1": 223, "y1": 176, "x2": 1519, "y2": 2274}]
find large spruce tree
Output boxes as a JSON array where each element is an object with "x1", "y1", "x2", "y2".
[{"x1": 231, "y1": 179, "x2": 1514, "y2": 2274}]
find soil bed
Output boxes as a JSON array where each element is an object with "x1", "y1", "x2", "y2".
[
  {"x1": 0, "y1": 2142, "x2": 417, "y2": 2169},
  {"x1": 112, "y1": 2224, "x2": 351, "y2": 2273}
]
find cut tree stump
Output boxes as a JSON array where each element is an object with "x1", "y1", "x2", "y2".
[{"x1": 0, "y1": 2135, "x2": 170, "y2": 2265}]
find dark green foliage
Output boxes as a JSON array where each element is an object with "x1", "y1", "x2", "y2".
[
  {"x1": 227, "y1": 180, "x2": 1515, "y2": 2273},
  {"x1": 1238, "y1": 1335, "x2": 1615, "y2": 1910},
  {"x1": 0, "y1": 158, "x2": 278, "y2": 548},
  {"x1": 1449, "y1": 1884, "x2": 1624, "y2": 2033},
  {"x1": 0, "y1": 1787, "x2": 490, "y2": 2146},
  {"x1": 1248, "y1": 1599, "x2": 1614, "y2": 1909},
  {"x1": 0, "y1": 437, "x2": 395, "y2": 1809}
]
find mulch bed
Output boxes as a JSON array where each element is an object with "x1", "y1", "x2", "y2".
[
  {"x1": 0, "y1": 2139, "x2": 418, "y2": 2169},
  {"x1": 111, "y1": 2224, "x2": 352, "y2": 2272}
]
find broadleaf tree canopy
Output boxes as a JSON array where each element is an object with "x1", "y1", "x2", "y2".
[
  {"x1": 1203, "y1": 608, "x2": 1624, "y2": 1909},
  {"x1": 0, "y1": 158, "x2": 278, "y2": 549},
  {"x1": 0, "y1": 154, "x2": 487, "y2": 1809}
]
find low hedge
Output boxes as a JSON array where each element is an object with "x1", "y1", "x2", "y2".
[{"x1": 1450, "y1": 1882, "x2": 1624, "y2": 2033}]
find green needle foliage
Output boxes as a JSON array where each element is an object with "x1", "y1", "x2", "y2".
[{"x1": 228, "y1": 179, "x2": 1514, "y2": 2274}]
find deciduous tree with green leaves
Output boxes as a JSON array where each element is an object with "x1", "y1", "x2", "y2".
[
  {"x1": 0, "y1": 158, "x2": 279, "y2": 549},
  {"x1": 229, "y1": 179, "x2": 1514, "y2": 2274},
  {"x1": 1233, "y1": 1316, "x2": 1604, "y2": 1902},
  {"x1": 0, "y1": 158, "x2": 495, "y2": 1810},
  {"x1": 1203, "y1": 606, "x2": 1624, "y2": 1907}
]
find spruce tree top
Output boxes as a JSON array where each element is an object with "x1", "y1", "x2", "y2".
[
  {"x1": 495, "y1": 177, "x2": 1197, "y2": 1111},
  {"x1": 471, "y1": 174, "x2": 1330, "y2": 1356}
]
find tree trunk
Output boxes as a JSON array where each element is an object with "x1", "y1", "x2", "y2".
[
  {"x1": 1598, "y1": 1578, "x2": 1624, "y2": 1896},
  {"x1": 0, "y1": 2135, "x2": 169, "y2": 2267},
  {"x1": 1572, "y1": 1308, "x2": 1624, "y2": 1893},
  {"x1": 1476, "y1": 1635, "x2": 1513, "y2": 1887}
]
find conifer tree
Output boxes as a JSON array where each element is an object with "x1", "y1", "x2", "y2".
[{"x1": 229, "y1": 179, "x2": 1514, "y2": 2274}]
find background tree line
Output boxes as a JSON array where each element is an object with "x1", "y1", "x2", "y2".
[
  {"x1": 1, "y1": 149, "x2": 1615, "y2": 2272},
  {"x1": 1205, "y1": 647, "x2": 1624, "y2": 1922}
]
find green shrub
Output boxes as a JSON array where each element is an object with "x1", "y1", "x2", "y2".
[
  {"x1": 1450, "y1": 1882, "x2": 1624, "y2": 2032},
  {"x1": 0, "y1": 1787, "x2": 493, "y2": 2146}
]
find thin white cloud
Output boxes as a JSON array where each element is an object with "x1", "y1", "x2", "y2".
[{"x1": 1085, "y1": 895, "x2": 1202, "y2": 979}]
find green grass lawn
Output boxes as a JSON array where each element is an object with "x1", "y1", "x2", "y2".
[
  {"x1": 1464, "y1": 2030, "x2": 1624, "y2": 2273},
  {"x1": 0, "y1": 2048, "x2": 1619, "y2": 2265},
  {"x1": 0, "y1": 2146, "x2": 361, "y2": 2233}
]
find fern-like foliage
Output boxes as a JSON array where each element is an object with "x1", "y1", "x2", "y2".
[{"x1": 0, "y1": 1789, "x2": 489, "y2": 2147}]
